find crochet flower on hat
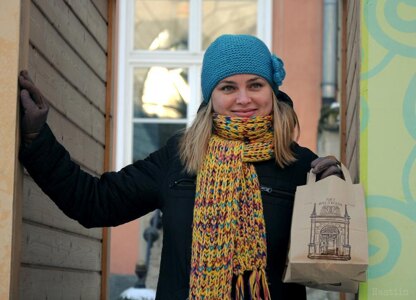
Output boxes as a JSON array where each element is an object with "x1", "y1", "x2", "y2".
[{"x1": 271, "y1": 54, "x2": 286, "y2": 86}]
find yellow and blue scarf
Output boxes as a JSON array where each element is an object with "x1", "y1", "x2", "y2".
[{"x1": 190, "y1": 114, "x2": 274, "y2": 299}]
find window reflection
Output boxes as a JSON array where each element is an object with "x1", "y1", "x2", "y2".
[
  {"x1": 134, "y1": 0, "x2": 189, "y2": 50},
  {"x1": 202, "y1": 0, "x2": 257, "y2": 49},
  {"x1": 133, "y1": 67, "x2": 189, "y2": 119},
  {"x1": 133, "y1": 123, "x2": 185, "y2": 161}
]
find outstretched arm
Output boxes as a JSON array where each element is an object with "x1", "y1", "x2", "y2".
[{"x1": 18, "y1": 70, "x2": 164, "y2": 227}]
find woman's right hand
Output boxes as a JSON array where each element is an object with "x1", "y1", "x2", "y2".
[{"x1": 18, "y1": 70, "x2": 49, "y2": 143}]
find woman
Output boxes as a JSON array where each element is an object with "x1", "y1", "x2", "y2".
[{"x1": 19, "y1": 34, "x2": 341, "y2": 300}]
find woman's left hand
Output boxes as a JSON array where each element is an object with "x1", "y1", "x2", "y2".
[{"x1": 311, "y1": 156, "x2": 343, "y2": 180}]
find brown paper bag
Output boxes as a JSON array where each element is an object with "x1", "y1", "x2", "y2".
[{"x1": 283, "y1": 164, "x2": 368, "y2": 293}]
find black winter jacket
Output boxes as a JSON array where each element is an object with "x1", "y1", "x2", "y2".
[{"x1": 20, "y1": 124, "x2": 317, "y2": 300}]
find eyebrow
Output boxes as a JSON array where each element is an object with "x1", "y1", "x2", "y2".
[{"x1": 218, "y1": 76, "x2": 264, "y2": 85}]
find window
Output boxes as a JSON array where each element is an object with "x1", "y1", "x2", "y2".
[{"x1": 116, "y1": 0, "x2": 272, "y2": 167}]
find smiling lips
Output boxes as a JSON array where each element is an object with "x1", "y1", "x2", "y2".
[{"x1": 232, "y1": 109, "x2": 258, "y2": 117}]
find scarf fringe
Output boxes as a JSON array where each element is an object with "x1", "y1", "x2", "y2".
[
  {"x1": 248, "y1": 269, "x2": 271, "y2": 300},
  {"x1": 261, "y1": 269, "x2": 271, "y2": 300},
  {"x1": 235, "y1": 274, "x2": 245, "y2": 300}
]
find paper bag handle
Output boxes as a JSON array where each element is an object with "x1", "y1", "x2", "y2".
[{"x1": 307, "y1": 163, "x2": 353, "y2": 185}]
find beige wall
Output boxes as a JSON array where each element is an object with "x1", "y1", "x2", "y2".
[
  {"x1": 0, "y1": 2, "x2": 23, "y2": 299},
  {"x1": 273, "y1": 0, "x2": 323, "y2": 152},
  {"x1": 110, "y1": 219, "x2": 140, "y2": 274}
]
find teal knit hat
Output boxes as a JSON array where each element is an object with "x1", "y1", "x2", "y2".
[{"x1": 201, "y1": 34, "x2": 286, "y2": 103}]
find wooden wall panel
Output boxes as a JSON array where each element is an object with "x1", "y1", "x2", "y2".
[
  {"x1": 29, "y1": 2, "x2": 106, "y2": 112},
  {"x1": 21, "y1": 223, "x2": 101, "y2": 271},
  {"x1": 65, "y1": 0, "x2": 108, "y2": 49},
  {"x1": 28, "y1": 47, "x2": 106, "y2": 145},
  {"x1": 32, "y1": 0, "x2": 107, "y2": 80},
  {"x1": 20, "y1": 267, "x2": 100, "y2": 300},
  {"x1": 47, "y1": 108, "x2": 105, "y2": 175},
  {"x1": 22, "y1": 175, "x2": 102, "y2": 239},
  {"x1": 90, "y1": 0, "x2": 108, "y2": 22},
  {"x1": 341, "y1": 0, "x2": 360, "y2": 182},
  {"x1": 20, "y1": 0, "x2": 110, "y2": 298}
]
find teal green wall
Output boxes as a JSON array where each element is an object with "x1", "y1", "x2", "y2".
[{"x1": 360, "y1": 0, "x2": 416, "y2": 298}]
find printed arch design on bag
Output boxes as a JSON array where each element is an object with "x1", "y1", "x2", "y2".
[{"x1": 307, "y1": 202, "x2": 352, "y2": 261}]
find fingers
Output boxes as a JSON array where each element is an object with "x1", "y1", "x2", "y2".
[
  {"x1": 20, "y1": 90, "x2": 38, "y2": 111},
  {"x1": 310, "y1": 157, "x2": 322, "y2": 168},
  {"x1": 311, "y1": 156, "x2": 339, "y2": 174},
  {"x1": 18, "y1": 71, "x2": 46, "y2": 108},
  {"x1": 311, "y1": 155, "x2": 344, "y2": 180},
  {"x1": 20, "y1": 70, "x2": 34, "y2": 83},
  {"x1": 19, "y1": 71, "x2": 35, "y2": 90},
  {"x1": 319, "y1": 165, "x2": 343, "y2": 180}
]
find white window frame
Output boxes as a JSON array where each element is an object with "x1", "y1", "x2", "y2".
[{"x1": 115, "y1": 0, "x2": 272, "y2": 170}]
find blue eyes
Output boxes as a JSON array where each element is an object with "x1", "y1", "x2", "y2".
[
  {"x1": 220, "y1": 85, "x2": 234, "y2": 92},
  {"x1": 219, "y1": 83, "x2": 263, "y2": 92},
  {"x1": 220, "y1": 85, "x2": 233, "y2": 92},
  {"x1": 251, "y1": 83, "x2": 263, "y2": 89}
]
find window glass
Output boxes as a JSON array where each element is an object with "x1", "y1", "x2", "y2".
[
  {"x1": 202, "y1": 0, "x2": 257, "y2": 49},
  {"x1": 133, "y1": 67, "x2": 189, "y2": 119},
  {"x1": 133, "y1": 123, "x2": 185, "y2": 161},
  {"x1": 134, "y1": 0, "x2": 189, "y2": 50}
]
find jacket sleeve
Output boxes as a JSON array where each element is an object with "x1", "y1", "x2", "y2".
[
  {"x1": 291, "y1": 142, "x2": 319, "y2": 186},
  {"x1": 19, "y1": 124, "x2": 167, "y2": 228}
]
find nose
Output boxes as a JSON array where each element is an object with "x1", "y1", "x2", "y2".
[{"x1": 236, "y1": 90, "x2": 251, "y2": 104}]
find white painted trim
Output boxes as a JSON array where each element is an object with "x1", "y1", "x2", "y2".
[
  {"x1": 187, "y1": 65, "x2": 201, "y2": 126},
  {"x1": 257, "y1": 0, "x2": 273, "y2": 48},
  {"x1": 189, "y1": 0, "x2": 202, "y2": 52},
  {"x1": 129, "y1": 51, "x2": 203, "y2": 66},
  {"x1": 127, "y1": 0, "x2": 135, "y2": 53},
  {"x1": 124, "y1": 65, "x2": 134, "y2": 166},
  {"x1": 115, "y1": 0, "x2": 127, "y2": 171},
  {"x1": 132, "y1": 118, "x2": 187, "y2": 124}
]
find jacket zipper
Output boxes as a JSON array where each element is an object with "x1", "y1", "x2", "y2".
[
  {"x1": 169, "y1": 178, "x2": 196, "y2": 189},
  {"x1": 170, "y1": 180, "x2": 294, "y2": 198},
  {"x1": 260, "y1": 185, "x2": 294, "y2": 199}
]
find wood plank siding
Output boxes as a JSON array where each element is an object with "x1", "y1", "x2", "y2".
[
  {"x1": 20, "y1": 0, "x2": 111, "y2": 298},
  {"x1": 341, "y1": 0, "x2": 360, "y2": 182}
]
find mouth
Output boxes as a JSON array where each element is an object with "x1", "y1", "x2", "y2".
[{"x1": 232, "y1": 109, "x2": 257, "y2": 117}]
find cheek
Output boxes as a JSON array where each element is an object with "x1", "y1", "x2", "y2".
[
  {"x1": 259, "y1": 97, "x2": 273, "y2": 115},
  {"x1": 212, "y1": 96, "x2": 232, "y2": 114},
  {"x1": 212, "y1": 99, "x2": 223, "y2": 113},
  {"x1": 267, "y1": 101, "x2": 273, "y2": 113}
]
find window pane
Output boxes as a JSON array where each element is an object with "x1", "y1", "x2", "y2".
[
  {"x1": 134, "y1": 0, "x2": 189, "y2": 50},
  {"x1": 133, "y1": 123, "x2": 185, "y2": 161},
  {"x1": 202, "y1": 0, "x2": 257, "y2": 49},
  {"x1": 133, "y1": 67, "x2": 189, "y2": 119}
]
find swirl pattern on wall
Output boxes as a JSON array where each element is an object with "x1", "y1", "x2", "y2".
[
  {"x1": 361, "y1": 0, "x2": 416, "y2": 284},
  {"x1": 362, "y1": 0, "x2": 416, "y2": 79}
]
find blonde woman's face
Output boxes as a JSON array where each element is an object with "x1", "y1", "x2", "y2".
[{"x1": 211, "y1": 74, "x2": 273, "y2": 118}]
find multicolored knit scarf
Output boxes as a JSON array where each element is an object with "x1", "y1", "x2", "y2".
[{"x1": 190, "y1": 114, "x2": 274, "y2": 299}]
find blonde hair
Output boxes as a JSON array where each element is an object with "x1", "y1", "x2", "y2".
[{"x1": 179, "y1": 95, "x2": 300, "y2": 174}]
